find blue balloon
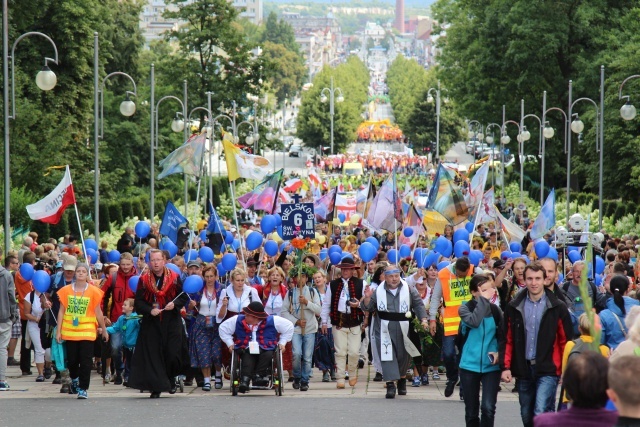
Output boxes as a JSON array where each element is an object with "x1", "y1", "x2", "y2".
[
  {"x1": 399, "y1": 244, "x2": 411, "y2": 259},
  {"x1": 232, "y1": 239, "x2": 241, "y2": 251},
  {"x1": 144, "y1": 251, "x2": 150, "y2": 264},
  {"x1": 338, "y1": 213, "x2": 346, "y2": 223},
  {"x1": 437, "y1": 261, "x2": 450, "y2": 271},
  {"x1": 276, "y1": 226, "x2": 284, "y2": 239},
  {"x1": 403, "y1": 228, "x2": 413, "y2": 238},
  {"x1": 387, "y1": 249, "x2": 399, "y2": 264},
  {"x1": 217, "y1": 263, "x2": 227, "y2": 277},
  {"x1": 469, "y1": 250, "x2": 483, "y2": 267},
  {"x1": 365, "y1": 237, "x2": 380, "y2": 250},
  {"x1": 128, "y1": 276, "x2": 140, "y2": 293},
  {"x1": 184, "y1": 249, "x2": 199, "y2": 263},
  {"x1": 224, "y1": 231, "x2": 234, "y2": 245},
  {"x1": 133, "y1": 257, "x2": 139, "y2": 266},
  {"x1": 279, "y1": 242, "x2": 289, "y2": 253},
  {"x1": 440, "y1": 239, "x2": 453, "y2": 258},
  {"x1": 135, "y1": 221, "x2": 151, "y2": 239},
  {"x1": 199, "y1": 230, "x2": 207, "y2": 242},
  {"x1": 319, "y1": 249, "x2": 328, "y2": 261},
  {"x1": 557, "y1": 273, "x2": 564, "y2": 284},
  {"x1": 183, "y1": 275, "x2": 204, "y2": 294},
  {"x1": 534, "y1": 240, "x2": 550, "y2": 258},
  {"x1": 522, "y1": 255, "x2": 530, "y2": 265},
  {"x1": 595, "y1": 257, "x2": 605, "y2": 275},
  {"x1": 84, "y1": 239, "x2": 98, "y2": 251},
  {"x1": 568, "y1": 246, "x2": 580, "y2": 253},
  {"x1": 453, "y1": 229, "x2": 470, "y2": 243},
  {"x1": 264, "y1": 240, "x2": 279, "y2": 257},
  {"x1": 358, "y1": 242, "x2": 377, "y2": 263},
  {"x1": 222, "y1": 253, "x2": 238, "y2": 271},
  {"x1": 86, "y1": 248, "x2": 98, "y2": 264},
  {"x1": 32, "y1": 270, "x2": 50, "y2": 293},
  {"x1": 595, "y1": 274, "x2": 603, "y2": 286},
  {"x1": 261, "y1": 215, "x2": 276, "y2": 234},
  {"x1": 199, "y1": 247, "x2": 214, "y2": 263},
  {"x1": 546, "y1": 248, "x2": 558, "y2": 261},
  {"x1": 511, "y1": 252, "x2": 522, "y2": 259},
  {"x1": 329, "y1": 251, "x2": 342, "y2": 265},
  {"x1": 246, "y1": 232, "x2": 264, "y2": 251},
  {"x1": 424, "y1": 251, "x2": 439, "y2": 268},
  {"x1": 274, "y1": 214, "x2": 282, "y2": 226},
  {"x1": 465, "y1": 222, "x2": 474, "y2": 233},
  {"x1": 341, "y1": 252, "x2": 353, "y2": 260},
  {"x1": 329, "y1": 245, "x2": 342, "y2": 255},
  {"x1": 500, "y1": 251, "x2": 512, "y2": 260},
  {"x1": 510, "y1": 242, "x2": 522, "y2": 253},
  {"x1": 568, "y1": 250, "x2": 582, "y2": 264},
  {"x1": 108, "y1": 250, "x2": 121, "y2": 263},
  {"x1": 454, "y1": 240, "x2": 470, "y2": 259},
  {"x1": 164, "y1": 241, "x2": 178, "y2": 258},
  {"x1": 167, "y1": 263, "x2": 181, "y2": 275},
  {"x1": 413, "y1": 247, "x2": 423, "y2": 261},
  {"x1": 434, "y1": 236, "x2": 450, "y2": 253},
  {"x1": 19, "y1": 263, "x2": 34, "y2": 281}
]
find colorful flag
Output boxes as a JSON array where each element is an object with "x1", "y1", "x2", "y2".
[
  {"x1": 393, "y1": 169, "x2": 403, "y2": 223},
  {"x1": 223, "y1": 137, "x2": 272, "y2": 182},
  {"x1": 158, "y1": 133, "x2": 207, "y2": 179},
  {"x1": 205, "y1": 201, "x2": 227, "y2": 254},
  {"x1": 160, "y1": 201, "x2": 188, "y2": 244},
  {"x1": 366, "y1": 174, "x2": 401, "y2": 232},
  {"x1": 476, "y1": 188, "x2": 498, "y2": 224},
  {"x1": 237, "y1": 169, "x2": 283, "y2": 213},
  {"x1": 497, "y1": 207, "x2": 526, "y2": 243},
  {"x1": 399, "y1": 204, "x2": 423, "y2": 246},
  {"x1": 308, "y1": 169, "x2": 321, "y2": 187},
  {"x1": 314, "y1": 188, "x2": 337, "y2": 222},
  {"x1": 283, "y1": 178, "x2": 302, "y2": 193},
  {"x1": 530, "y1": 189, "x2": 556, "y2": 240},
  {"x1": 27, "y1": 165, "x2": 75, "y2": 224},
  {"x1": 467, "y1": 161, "x2": 489, "y2": 220},
  {"x1": 426, "y1": 164, "x2": 469, "y2": 225}
]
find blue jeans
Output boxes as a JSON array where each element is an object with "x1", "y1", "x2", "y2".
[
  {"x1": 459, "y1": 368, "x2": 501, "y2": 427},
  {"x1": 292, "y1": 332, "x2": 315, "y2": 384},
  {"x1": 109, "y1": 332, "x2": 124, "y2": 375},
  {"x1": 517, "y1": 365, "x2": 559, "y2": 427},
  {"x1": 442, "y1": 335, "x2": 458, "y2": 382}
]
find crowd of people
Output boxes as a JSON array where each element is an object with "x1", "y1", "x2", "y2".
[
  {"x1": 1, "y1": 209, "x2": 640, "y2": 427},
  {"x1": 316, "y1": 153, "x2": 431, "y2": 175}
]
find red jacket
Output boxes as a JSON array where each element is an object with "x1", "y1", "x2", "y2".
[
  {"x1": 503, "y1": 288, "x2": 573, "y2": 378},
  {"x1": 101, "y1": 268, "x2": 136, "y2": 322}
]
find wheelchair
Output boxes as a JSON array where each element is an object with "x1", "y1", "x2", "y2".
[{"x1": 229, "y1": 346, "x2": 284, "y2": 396}]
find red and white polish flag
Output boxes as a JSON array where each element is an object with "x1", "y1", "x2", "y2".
[{"x1": 26, "y1": 165, "x2": 76, "y2": 224}]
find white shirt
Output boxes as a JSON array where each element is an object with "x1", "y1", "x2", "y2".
[
  {"x1": 25, "y1": 291, "x2": 44, "y2": 322},
  {"x1": 198, "y1": 287, "x2": 217, "y2": 317},
  {"x1": 219, "y1": 315, "x2": 294, "y2": 348},
  {"x1": 320, "y1": 279, "x2": 368, "y2": 326},
  {"x1": 217, "y1": 285, "x2": 261, "y2": 320},
  {"x1": 264, "y1": 292, "x2": 284, "y2": 316}
]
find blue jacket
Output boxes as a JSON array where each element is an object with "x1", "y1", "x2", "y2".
[
  {"x1": 458, "y1": 296, "x2": 505, "y2": 374},
  {"x1": 106, "y1": 312, "x2": 141, "y2": 348},
  {"x1": 600, "y1": 296, "x2": 639, "y2": 350}
]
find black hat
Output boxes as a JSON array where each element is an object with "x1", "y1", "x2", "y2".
[
  {"x1": 493, "y1": 259, "x2": 506, "y2": 269},
  {"x1": 243, "y1": 301, "x2": 268, "y2": 319},
  {"x1": 246, "y1": 253, "x2": 260, "y2": 267},
  {"x1": 335, "y1": 257, "x2": 358, "y2": 269}
]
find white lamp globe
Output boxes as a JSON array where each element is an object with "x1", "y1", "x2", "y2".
[{"x1": 35, "y1": 66, "x2": 57, "y2": 91}]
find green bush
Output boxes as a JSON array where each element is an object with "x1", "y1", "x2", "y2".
[
  {"x1": 99, "y1": 203, "x2": 111, "y2": 234},
  {"x1": 49, "y1": 212, "x2": 70, "y2": 241},
  {"x1": 30, "y1": 221, "x2": 50, "y2": 242},
  {"x1": 625, "y1": 201, "x2": 637, "y2": 219},
  {"x1": 121, "y1": 200, "x2": 134, "y2": 221},
  {"x1": 133, "y1": 198, "x2": 144, "y2": 220},
  {"x1": 109, "y1": 203, "x2": 124, "y2": 226},
  {"x1": 140, "y1": 197, "x2": 150, "y2": 219},
  {"x1": 592, "y1": 198, "x2": 599, "y2": 212},
  {"x1": 613, "y1": 203, "x2": 626, "y2": 221}
]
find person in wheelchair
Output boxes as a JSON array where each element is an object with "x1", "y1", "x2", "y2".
[{"x1": 219, "y1": 301, "x2": 293, "y2": 393}]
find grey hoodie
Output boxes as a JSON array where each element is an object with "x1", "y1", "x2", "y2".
[{"x1": 0, "y1": 265, "x2": 17, "y2": 323}]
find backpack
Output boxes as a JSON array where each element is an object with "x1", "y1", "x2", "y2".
[
  {"x1": 567, "y1": 338, "x2": 592, "y2": 364},
  {"x1": 562, "y1": 281, "x2": 602, "y2": 312}
]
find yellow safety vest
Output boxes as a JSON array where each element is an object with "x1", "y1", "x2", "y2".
[
  {"x1": 59, "y1": 285, "x2": 103, "y2": 341},
  {"x1": 439, "y1": 266, "x2": 474, "y2": 336}
]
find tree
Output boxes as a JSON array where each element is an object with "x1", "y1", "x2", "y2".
[
  {"x1": 260, "y1": 11, "x2": 300, "y2": 56},
  {"x1": 262, "y1": 42, "x2": 306, "y2": 104}
]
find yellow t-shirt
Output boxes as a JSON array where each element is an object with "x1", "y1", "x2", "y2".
[
  {"x1": 57, "y1": 284, "x2": 104, "y2": 341},
  {"x1": 561, "y1": 335, "x2": 610, "y2": 403},
  {"x1": 197, "y1": 219, "x2": 208, "y2": 232}
]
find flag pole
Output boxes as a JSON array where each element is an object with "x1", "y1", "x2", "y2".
[
  {"x1": 229, "y1": 180, "x2": 247, "y2": 270},
  {"x1": 65, "y1": 166, "x2": 94, "y2": 279},
  {"x1": 469, "y1": 194, "x2": 483, "y2": 247}
]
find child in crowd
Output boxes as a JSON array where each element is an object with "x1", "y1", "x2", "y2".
[{"x1": 106, "y1": 298, "x2": 140, "y2": 386}]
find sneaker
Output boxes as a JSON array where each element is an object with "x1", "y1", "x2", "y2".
[
  {"x1": 123, "y1": 377, "x2": 129, "y2": 387},
  {"x1": 292, "y1": 379, "x2": 300, "y2": 390},
  {"x1": 299, "y1": 382, "x2": 309, "y2": 392},
  {"x1": 412, "y1": 376, "x2": 421, "y2": 387},
  {"x1": 432, "y1": 372, "x2": 440, "y2": 380},
  {"x1": 7, "y1": 357, "x2": 19, "y2": 366},
  {"x1": 358, "y1": 359, "x2": 365, "y2": 369},
  {"x1": 114, "y1": 375, "x2": 123, "y2": 385},
  {"x1": 70, "y1": 378, "x2": 79, "y2": 395},
  {"x1": 0, "y1": 381, "x2": 9, "y2": 391},
  {"x1": 322, "y1": 371, "x2": 330, "y2": 382},
  {"x1": 36, "y1": 375, "x2": 45, "y2": 382},
  {"x1": 202, "y1": 382, "x2": 211, "y2": 391},
  {"x1": 44, "y1": 367, "x2": 52, "y2": 379},
  {"x1": 345, "y1": 371, "x2": 349, "y2": 381},
  {"x1": 103, "y1": 374, "x2": 111, "y2": 385},
  {"x1": 421, "y1": 373, "x2": 430, "y2": 386},
  {"x1": 373, "y1": 372, "x2": 383, "y2": 382},
  {"x1": 77, "y1": 388, "x2": 88, "y2": 399},
  {"x1": 444, "y1": 380, "x2": 455, "y2": 397}
]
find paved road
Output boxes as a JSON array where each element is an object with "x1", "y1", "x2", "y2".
[
  {"x1": 371, "y1": 103, "x2": 394, "y2": 122},
  {"x1": 441, "y1": 141, "x2": 475, "y2": 165}
]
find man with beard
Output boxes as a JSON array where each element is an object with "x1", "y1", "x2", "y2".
[{"x1": 129, "y1": 249, "x2": 189, "y2": 398}]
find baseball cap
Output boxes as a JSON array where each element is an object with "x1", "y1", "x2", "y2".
[
  {"x1": 493, "y1": 259, "x2": 506, "y2": 269},
  {"x1": 187, "y1": 259, "x2": 203, "y2": 268},
  {"x1": 63, "y1": 256, "x2": 77, "y2": 271}
]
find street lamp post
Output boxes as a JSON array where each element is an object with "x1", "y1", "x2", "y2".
[
  {"x1": 466, "y1": 120, "x2": 483, "y2": 160},
  {"x1": 541, "y1": 90, "x2": 569, "y2": 208},
  {"x1": 427, "y1": 81, "x2": 448, "y2": 161},
  {"x1": 566, "y1": 70, "x2": 604, "y2": 226},
  {"x1": 3, "y1": 0, "x2": 59, "y2": 250},
  {"x1": 95, "y1": 32, "x2": 137, "y2": 241},
  {"x1": 320, "y1": 76, "x2": 344, "y2": 155},
  {"x1": 500, "y1": 117, "x2": 521, "y2": 206},
  {"x1": 521, "y1": 105, "x2": 543, "y2": 204}
]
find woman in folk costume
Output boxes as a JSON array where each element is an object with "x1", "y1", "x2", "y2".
[
  {"x1": 128, "y1": 250, "x2": 189, "y2": 398},
  {"x1": 361, "y1": 264, "x2": 429, "y2": 399}
]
